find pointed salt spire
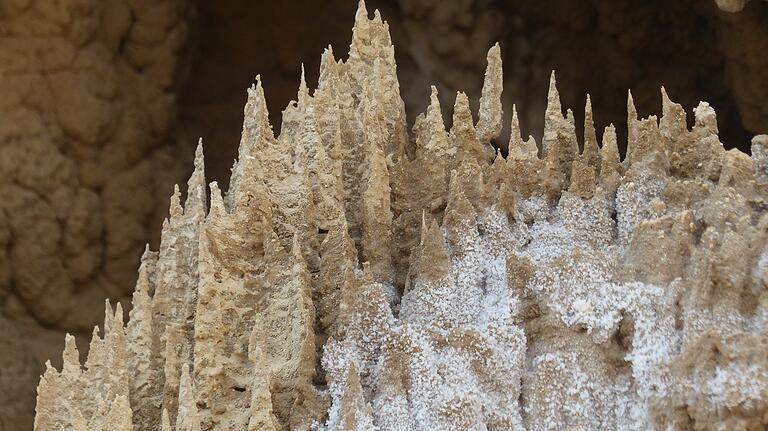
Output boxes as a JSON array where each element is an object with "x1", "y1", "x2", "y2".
[
  {"x1": 417, "y1": 220, "x2": 450, "y2": 281},
  {"x1": 228, "y1": 76, "x2": 275, "y2": 209},
  {"x1": 542, "y1": 71, "x2": 563, "y2": 156},
  {"x1": 170, "y1": 184, "x2": 183, "y2": 219},
  {"x1": 601, "y1": 124, "x2": 620, "y2": 171},
  {"x1": 509, "y1": 104, "x2": 523, "y2": 149},
  {"x1": 444, "y1": 184, "x2": 479, "y2": 248},
  {"x1": 318, "y1": 45, "x2": 337, "y2": 92},
  {"x1": 128, "y1": 245, "x2": 154, "y2": 335},
  {"x1": 355, "y1": 0, "x2": 369, "y2": 26},
  {"x1": 104, "y1": 299, "x2": 115, "y2": 336},
  {"x1": 208, "y1": 181, "x2": 226, "y2": 217},
  {"x1": 661, "y1": 86, "x2": 672, "y2": 114},
  {"x1": 176, "y1": 364, "x2": 201, "y2": 431},
  {"x1": 525, "y1": 135, "x2": 539, "y2": 154},
  {"x1": 372, "y1": 8, "x2": 383, "y2": 24},
  {"x1": 476, "y1": 43, "x2": 503, "y2": 143},
  {"x1": 627, "y1": 89, "x2": 638, "y2": 162},
  {"x1": 488, "y1": 148, "x2": 507, "y2": 191},
  {"x1": 161, "y1": 409, "x2": 173, "y2": 431},
  {"x1": 452, "y1": 91, "x2": 488, "y2": 164},
  {"x1": 185, "y1": 139, "x2": 207, "y2": 219},
  {"x1": 114, "y1": 301, "x2": 124, "y2": 327},
  {"x1": 583, "y1": 95, "x2": 600, "y2": 170},
  {"x1": 362, "y1": 140, "x2": 393, "y2": 283},
  {"x1": 452, "y1": 92, "x2": 475, "y2": 133},
  {"x1": 423, "y1": 86, "x2": 451, "y2": 156},
  {"x1": 62, "y1": 333, "x2": 80, "y2": 375},
  {"x1": 507, "y1": 104, "x2": 538, "y2": 160},
  {"x1": 126, "y1": 246, "x2": 157, "y2": 431},
  {"x1": 350, "y1": 0, "x2": 371, "y2": 59},
  {"x1": 250, "y1": 76, "x2": 273, "y2": 140},
  {"x1": 565, "y1": 108, "x2": 579, "y2": 154},
  {"x1": 85, "y1": 326, "x2": 103, "y2": 369},
  {"x1": 297, "y1": 63, "x2": 310, "y2": 110},
  {"x1": 547, "y1": 71, "x2": 562, "y2": 114},
  {"x1": 659, "y1": 87, "x2": 687, "y2": 140}
]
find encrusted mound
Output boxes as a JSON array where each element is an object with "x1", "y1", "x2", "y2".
[{"x1": 35, "y1": 2, "x2": 768, "y2": 430}]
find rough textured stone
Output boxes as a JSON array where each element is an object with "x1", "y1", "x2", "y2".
[
  {"x1": 32, "y1": 2, "x2": 768, "y2": 430},
  {"x1": 0, "y1": 0, "x2": 192, "y2": 427}
]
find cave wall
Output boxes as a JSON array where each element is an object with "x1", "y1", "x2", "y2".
[{"x1": 0, "y1": 0, "x2": 192, "y2": 428}]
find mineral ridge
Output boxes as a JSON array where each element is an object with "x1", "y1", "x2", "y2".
[{"x1": 35, "y1": 2, "x2": 768, "y2": 430}]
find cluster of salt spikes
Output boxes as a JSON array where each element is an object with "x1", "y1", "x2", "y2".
[{"x1": 34, "y1": 0, "x2": 768, "y2": 430}]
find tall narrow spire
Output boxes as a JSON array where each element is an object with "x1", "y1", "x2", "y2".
[
  {"x1": 169, "y1": 184, "x2": 183, "y2": 220},
  {"x1": 421, "y1": 86, "x2": 451, "y2": 157},
  {"x1": 476, "y1": 43, "x2": 503, "y2": 143},
  {"x1": 228, "y1": 76, "x2": 275, "y2": 211},
  {"x1": 62, "y1": 333, "x2": 80, "y2": 375},
  {"x1": 599, "y1": 123, "x2": 622, "y2": 195},
  {"x1": 509, "y1": 104, "x2": 523, "y2": 150},
  {"x1": 659, "y1": 87, "x2": 686, "y2": 138},
  {"x1": 542, "y1": 70, "x2": 563, "y2": 157},
  {"x1": 297, "y1": 63, "x2": 310, "y2": 110},
  {"x1": 185, "y1": 138, "x2": 207, "y2": 219},
  {"x1": 583, "y1": 95, "x2": 600, "y2": 172},
  {"x1": 452, "y1": 91, "x2": 488, "y2": 164},
  {"x1": 362, "y1": 140, "x2": 394, "y2": 283},
  {"x1": 350, "y1": 0, "x2": 371, "y2": 60},
  {"x1": 126, "y1": 247, "x2": 158, "y2": 431},
  {"x1": 626, "y1": 89, "x2": 638, "y2": 164},
  {"x1": 317, "y1": 45, "x2": 337, "y2": 93},
  {"x1": 208, "y1": 181, "x2": 226, "y2": 217}
]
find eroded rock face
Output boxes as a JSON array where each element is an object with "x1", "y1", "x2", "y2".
[
  {"x1": 31, "y1": 1, "x2": 768, "y2": 430},
  {"x1": 0, "y1": 0, "x2": 192, "y2": 427}
]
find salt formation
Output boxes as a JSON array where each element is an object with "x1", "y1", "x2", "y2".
[{"x1": 35, "y1": 2, "x2": 768, "y2": 430}]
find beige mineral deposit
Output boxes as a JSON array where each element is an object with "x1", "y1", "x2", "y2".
[{"x1": 33, "y1": 2, "x2": 768, "y2": 430}]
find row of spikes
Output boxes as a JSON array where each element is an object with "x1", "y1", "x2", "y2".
[{"x1": 39, "y1": 0, "x2": 742, "y2": 424}]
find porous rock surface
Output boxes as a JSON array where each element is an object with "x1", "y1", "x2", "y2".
[
  {"x1": 34, "y1": 2, "x2": 768, "y2": 430},
  {"x1": 0, "y1": 1, "x2": 191, "y2": 427}
]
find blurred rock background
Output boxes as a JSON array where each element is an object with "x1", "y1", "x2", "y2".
[{"x1": 0, "y1": 0, "x2": 766, "y2": 428}]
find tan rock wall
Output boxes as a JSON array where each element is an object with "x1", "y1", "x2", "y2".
[{"x1": 0, "y1": 0, "x2": 192, "y2": 428}]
